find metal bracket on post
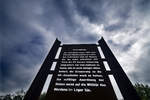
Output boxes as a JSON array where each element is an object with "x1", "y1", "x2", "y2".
[
  {"x1": 23, "y1": 38, "x2": 61, "y2": 100},
  {"x1": 98, "y1": 37, "x2": 141, "y2": 100}
]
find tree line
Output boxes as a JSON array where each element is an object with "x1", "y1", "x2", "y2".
[{"x1": 0, "y1": 83, "x2": 150, "y2": 100}]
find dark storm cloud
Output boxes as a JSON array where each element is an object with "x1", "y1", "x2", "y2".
[
  {"x1": 1, "y1": 0, "x2": 150, "y2": 95},
  {"x1": 51, "y1": 0, "x2": 74, "y2": 26},
  {"x1": 1, "y1": 0, "x2": 50, "y2": 94},
  {"x1": 105, "y1": 22, "x2": 125, "y2": 32},
  {"x1": 73, "y1": 0, "x2": 98, "y2": 22},
  {"x1": 73, "y1": 0, "x2": 131, "y2": 24},
  {"x1": 137, "y1": 0, "x2": 150, "y2": 11},
  {"x1": 40, "y1": 0, "x2": 100, "y2": 43},
  {"x1": 40, "y1": 0, "x2": 73, "y2": 27}
]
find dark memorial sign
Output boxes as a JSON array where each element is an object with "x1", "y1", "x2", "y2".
[
  {"x1": 46, "y1": 45, "x2": 117, "y2": 100},
  {"x1": 24, "y1": 38, "x2": 141, "y2": 100}
]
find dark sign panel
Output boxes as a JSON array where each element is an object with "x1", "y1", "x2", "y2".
[
  {"x1": 24, "y1": 38, "x2": 141, "y2": 100},
  {"x1": 46, "y1": 44, "x2": 117, "y2": 100}
]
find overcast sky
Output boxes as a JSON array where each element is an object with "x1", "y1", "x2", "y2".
[{"x1": 1, "y1": 0, "x2": 150, "y2": 95}]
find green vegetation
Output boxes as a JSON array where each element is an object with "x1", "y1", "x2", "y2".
[
  {"x1": 135, "y1": 83, "x2": 150, "y2": 100},
  {"x1": 0, "y1": 83, "x2": 150, "y2": 100},
  {"x1": 39, "y1": 93, "x2": 46, "y2": 100},
  {"x1": 0, "y1": 89, "x2": 25, "y2": 100}
]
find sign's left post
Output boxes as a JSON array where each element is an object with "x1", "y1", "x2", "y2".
[{"x1": 23, "y1": 39, "x2": 61, "y2": 100}]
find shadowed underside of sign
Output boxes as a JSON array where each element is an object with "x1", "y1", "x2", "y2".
[
  {"x1": 46, "y1": 44, "x2": 117, "y2": 100},
  {"x1": 23, "y1": 37, "x2": 141, "y2": 100}
]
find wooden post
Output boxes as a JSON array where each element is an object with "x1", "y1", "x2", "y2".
[
  {"x1": 24, "y1": 39, "x2": 61, "y2": 100},
  {"x1": 98, "y1": 37, "x2": 141, "y2": 100}
]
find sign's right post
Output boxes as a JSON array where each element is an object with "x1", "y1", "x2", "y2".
[{"x1": 98, "y1": 37, "x2": 141, "y2": 100}]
